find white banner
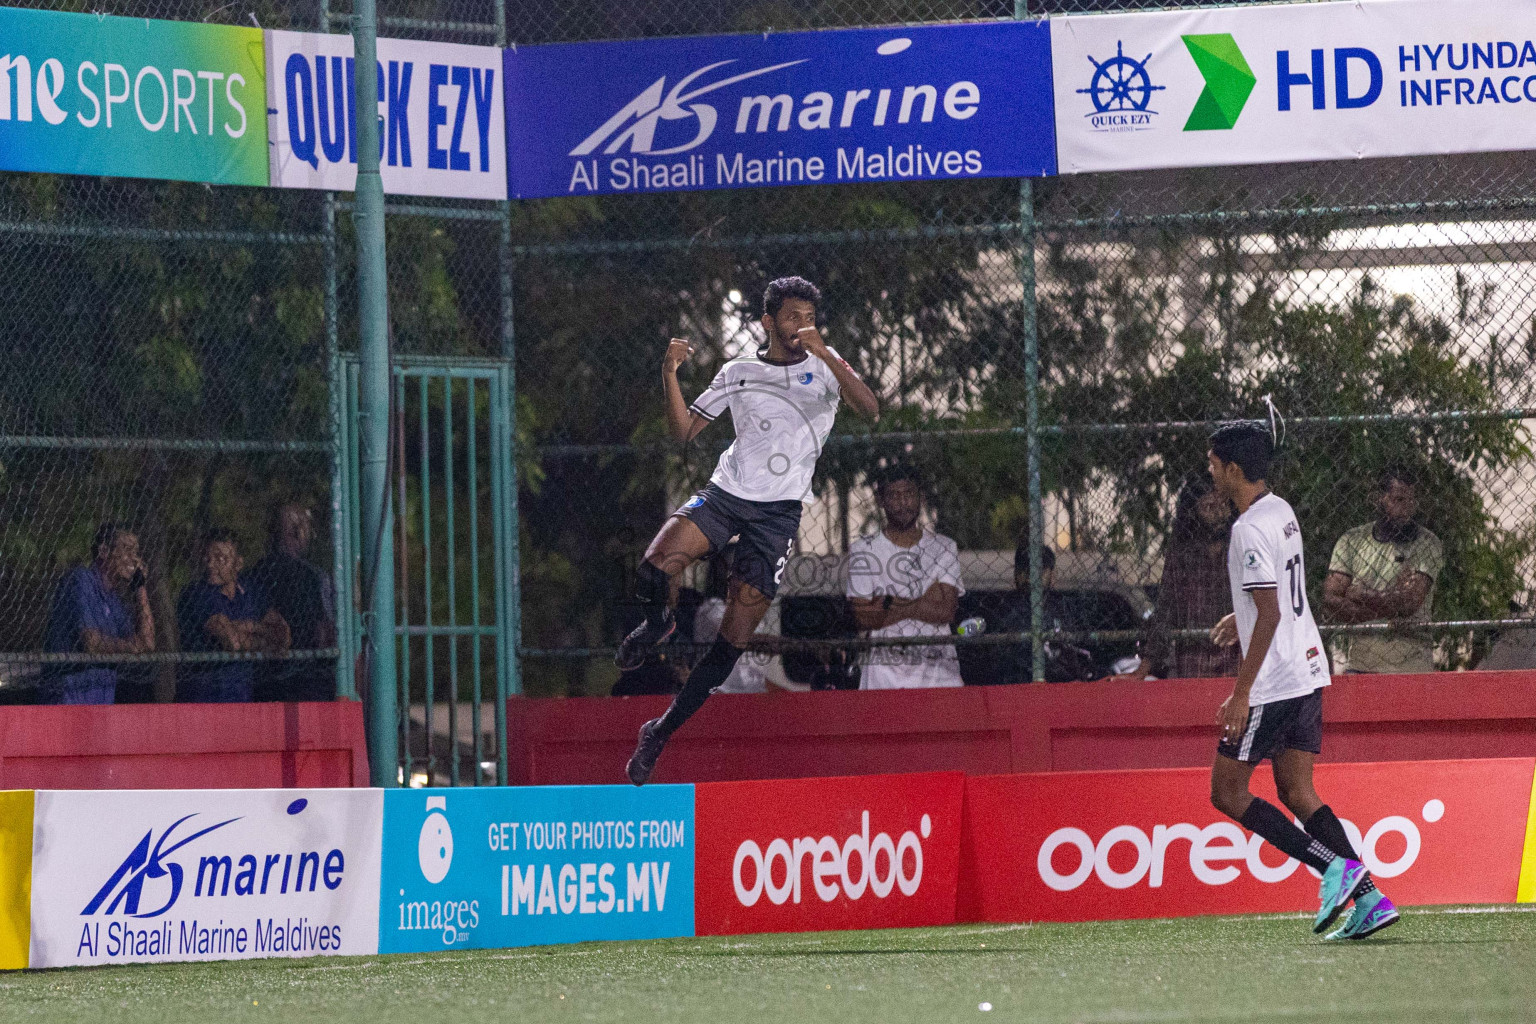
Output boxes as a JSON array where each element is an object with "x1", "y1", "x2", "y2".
[
  {"x1": 1052, "y1": 0, "x2": 1536, "y2": 174},
  {"x1": 265, "y1": 30, "x2": 506, "y2": 199},
  {"x1": 29, "y1": 789, "x2": 382, "y2": 968}
]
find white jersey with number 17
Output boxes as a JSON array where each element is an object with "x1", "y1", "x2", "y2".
[{"x1": 1227, "y1": 492, "x2": 1330, "y2": 706}]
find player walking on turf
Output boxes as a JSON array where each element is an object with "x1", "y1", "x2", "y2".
[
  {"x1": 620, "y1": 277, "x2": 880, "y2": 785},
  {"x1": 1205, "y1": 421, "x2": 1399, "y2": 940}
]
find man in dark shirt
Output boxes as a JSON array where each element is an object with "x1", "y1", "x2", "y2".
[
  {"x1": 41, "y1": 522, "x2": 157, "y2": 704},
  {"x1": 246, "y1": 503, "x2": 337, "y2": 701},
  {"x1": 177, "y1": 528, "x2": 290, "y2": 703}
]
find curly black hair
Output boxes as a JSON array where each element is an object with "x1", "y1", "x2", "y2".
[{"x1": 763, "y1": 276, "x2": 822, "y2": 318}]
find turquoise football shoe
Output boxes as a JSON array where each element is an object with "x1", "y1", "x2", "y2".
[
  {"x1": 1313, "y1": 858, "x2": 1369, "y2": 934},
  {"x1": 1325, "y1": 889, "x2": 1400, "y2": 940}
]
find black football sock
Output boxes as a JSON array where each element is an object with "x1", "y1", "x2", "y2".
[
  {"x1": 656, "y1": 637, "x2": 743, "y2": 738},
  {"x1": 1304, "y1": 805, "x2": 1358, "y2": 860},
  {"x1": 1240, "y1": 798, "x2": 1334, "y2": 872},
  {"x1": 1306, "y1": 805, "x2": 1377, "y2": 893},
  {"x1": 634, "y1": 559, "x2": 672, "y2": 628}
]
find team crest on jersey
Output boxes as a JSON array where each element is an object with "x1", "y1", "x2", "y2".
[
  {"x1": 797, "y1": 372, "x2": 814, "y2": 384},
  {"x1": 1243, "y1": 550, "x2": 1260, "y2": 568},
  {"x1": 1283, "y1": 521, "x2": 1298, "y2": 538}
]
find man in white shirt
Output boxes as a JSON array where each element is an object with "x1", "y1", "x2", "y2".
[
  {"x1": 1205, "y1": 422, "x2": 1398, "y2": 941},
  {"x1": 847, "y1": 465, "x2": 963, "y2": 690},
  {"x1": 620, "y1": 277, "x2": 881, "y2": 785}
]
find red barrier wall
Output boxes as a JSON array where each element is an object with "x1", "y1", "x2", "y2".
[
  {"x1": 507, "y1": 671, "x2": 1536, "y2": 786},
  {"x1": 0, "y1": 702, "x2": 368, "y2": 789},
  {"x1": 957, "y1": 759, "x2": 1532, "y2": 923},
  {"x1": 694, "y1": 772, "x2": 964, "y2": 935}
]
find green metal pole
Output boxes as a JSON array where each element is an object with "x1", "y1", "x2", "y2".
[
  {"x1": 1016, "y1": 0, "x2": 1046, "y2": 683},
  {"x1": 354, "y1": 0, "x2": 398, "y2": 786},
  {"x1": 495, "y1": 0, "x2": 521, "y2": 787},
  {"x1": 324, "y1": 190, "x2": 355, "y2": 700},
  {"x1": 1020, "y1": 178, "x2": 1046, "y2": 684},
  {"x1": 498, "y1": 221, "x2": 522, "y2": 703},
  {"x1": 419, "y1": 374, "x2": 435, "y2": 781},
  {"x1": 467, "y1": 379, "x2": 483, "y2": 782},
  {"x1": 321, "y1": 0, "x2": 353, "y2": 703},
  {"x1": 1026, "y1": 183, "x2": 1050, "y2": 684},
  {"x1": 443, "y1": 376, "x2": 460, "y2": 786}
]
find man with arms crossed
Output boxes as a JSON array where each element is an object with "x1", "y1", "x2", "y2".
[
  {"x1": 1323, "y1": 466, "x2": 1443, "y2": 674},
  {"x1": 847, "y1": 464, "x2": 964, "y2": 690},
  {"x1": 1206, "y1": 422, "x2": 1398, "y2": 940},
  {"x1": 619, "y1": 276, "x2": 880, "y2": 784}
]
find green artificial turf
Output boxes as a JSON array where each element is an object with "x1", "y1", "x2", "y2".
[{"x1": 3, "y1": 906, "x2": 1533, "y2": 1023}]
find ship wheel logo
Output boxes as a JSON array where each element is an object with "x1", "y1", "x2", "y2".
[{"x1": 1078, "y1": 41, "x2": 1165, "y2": 115}]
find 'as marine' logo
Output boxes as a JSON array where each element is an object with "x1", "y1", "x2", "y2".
[{"x1": 570, "y1": 59, "x2": 807, "y2": 157}]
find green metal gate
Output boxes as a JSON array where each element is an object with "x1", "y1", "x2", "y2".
[{"x1": 340, "y1": 354, "x2": 521, "y2": 786}]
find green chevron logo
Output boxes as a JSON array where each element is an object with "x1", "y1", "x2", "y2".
[{"x1": 1182, "y1": 34, "x2": 1256, "y2": 131}]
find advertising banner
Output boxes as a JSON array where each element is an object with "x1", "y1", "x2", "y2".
[
  {"x1": 0, "y1": 791, "x2": 33, "y2": 970},
  {"x1": 694, "y1": 772, "x2": 964, "y2": 936},
  {"x1": 379, "y1": 785, "x2": 694, "y2": 953},
  {"x1": 958, "y1": 759, "x2": 1533, "y2": 923},
  {"x1": 28, "y1": 789, "x2": 382, "y2": 968},
  {"x1": 502, "y1": 21, "x2": 1057, "y2": 200},
  {"x1": 1519, "y1": 765, "x2": 1536, "y2": 902},
  {"x1": 265, "y1": 30, "x2": 506, "y2": 199},
  {"x1": 1052, "y1": 0, "x2": 1536, "y2": 174},
  {"x1": 0, "y1": 7, "x2": 267, "y2": 185}
]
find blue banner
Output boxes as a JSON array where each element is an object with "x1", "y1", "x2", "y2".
[
  {"x1": 380, "y1": 786, "x2": 694, "y2": 953},
  {"x1": 502, "y1": 21, "x2": 1056, "y2": 199}
]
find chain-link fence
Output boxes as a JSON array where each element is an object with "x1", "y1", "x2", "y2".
[
  {"x1": 0, "y1": 176, "x2": 340, "y2": 702},
  {"x1": 3, "y1": 0, "x2": 1535, "y2": 756},
  {"x1": 500, "y1": 2, "x2": 1536, "y2": 695}
]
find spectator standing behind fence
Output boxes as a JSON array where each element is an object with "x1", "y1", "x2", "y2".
[
  {"x1": 40, "y1": 522, "x2": 156, "y2": 704},
  {"x1": 177, "y1": 528, "x2": 290, "y2": 703},
  {"x1": 247, "y1": 504, "x2": 337, "y2": 701},
  {"x1": 1120, "y1": 474, "x2": 1240, "y2": 681},
  {"x1": 1323, "y1": 467, "x2": 1444, "y2": 673},
  {"x1": 846, "y1": 466, "x2": 963, "y2": 689}
]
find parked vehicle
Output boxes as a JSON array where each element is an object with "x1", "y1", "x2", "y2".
[{"x1": 774, "y1": 549, "x2": 1156, "y2": 687}]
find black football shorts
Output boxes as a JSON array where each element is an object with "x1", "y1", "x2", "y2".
[
  {"x1": 672, "y1": 483, "x2": 801, "y2": 599},
  {"x1": 1217, "y1": 687, "x2": 1324, "y2": 764}
]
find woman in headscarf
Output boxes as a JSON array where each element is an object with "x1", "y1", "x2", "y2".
[{"x1": 1122, "y1": 473, "x2": 1240, "y2": 681}]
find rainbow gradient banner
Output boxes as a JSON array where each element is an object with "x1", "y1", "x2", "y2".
[{"x1": 0, "y1": 7, "x2": 267, "y2": 186}]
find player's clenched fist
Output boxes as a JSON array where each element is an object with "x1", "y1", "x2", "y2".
[
  {"x1": 663, "y1": 338, "x2": 694, "y2": 374},
  {"x1": 795, "y1": 326, "x2": 830, "y2": 359}
]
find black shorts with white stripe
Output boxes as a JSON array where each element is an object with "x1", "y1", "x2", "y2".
[{"x1": 1217, "y1": 687, "x2": 1325, "y2": 764}]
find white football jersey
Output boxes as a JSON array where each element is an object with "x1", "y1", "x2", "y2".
[
  {"x1": 846, "y1": 528, "x2": 965, "y2": 690},
  {"x1": 689, "y1": 348, "x2": 842, "y2": 504},
  {"x1": 1227, "y1": 492, "x2": 1330, "y2": 706}
]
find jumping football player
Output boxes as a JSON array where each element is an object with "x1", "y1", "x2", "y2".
[
  {"x1": 620, "y1": 276, "x2": 879, "y2": 785},
  {"x1": 1206, "y1": 421, "x2": 1399, "y2": 940}
]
